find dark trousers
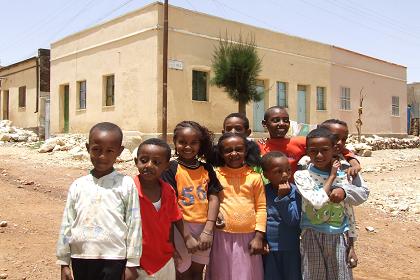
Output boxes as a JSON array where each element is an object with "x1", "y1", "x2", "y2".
[
  {"x1": 263, "y1": 250, "x2": 302, "y2": 280},
  {"x1": 71, "y1": 258, "x2": 127, "y2": 280}
]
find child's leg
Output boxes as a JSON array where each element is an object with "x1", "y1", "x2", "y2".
[
  {"x1": 71, "y1": 258, "x2": 126, "y2": 280},
  {"x1": 137, "y1": 258, "x2": 176, "y2": 280},
  {"x1": 263, "y1": 251, "x2": 282, "y2": 280},
  {"x1": 300, "y1": 229, "x2": 327, "y2": 280},
  {"x1": 281, "y1": 250, "x2": 302, "y2": 280},
  {"x1": 324, "y1": 233, "x2": 353, "y2": 280}
]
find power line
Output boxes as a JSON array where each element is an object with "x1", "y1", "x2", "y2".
[{"x1": 84, "y1": 0, "x2": 137, "y2": 28}]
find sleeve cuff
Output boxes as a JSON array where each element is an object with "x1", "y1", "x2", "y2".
[
  {"x1": 126, "y1": 258, "x2": 140, "y2": 267},
  {"x1": 56, "y1": 257, "x2": 70, "y2": 266},
  {"x1": 255, "y1": 224, "x2": 266, "y2": 233}
]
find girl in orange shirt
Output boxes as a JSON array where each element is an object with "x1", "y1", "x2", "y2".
[
  {"x1": 161, "y1": 121, "x2": 222, "y2": 280},
  {"x1": 206, "y1": 133, "x2": 266, "y2": 280}
]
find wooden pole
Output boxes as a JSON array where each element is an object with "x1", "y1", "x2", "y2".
[{"x1": 162, "y1": 0, "x2": 168, "y2": 140}]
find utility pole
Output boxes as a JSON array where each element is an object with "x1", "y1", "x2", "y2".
[{"x1": 162, "y1": 0, "x2": 168, "y2": 140}]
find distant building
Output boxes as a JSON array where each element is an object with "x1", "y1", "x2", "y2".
[
  {"x1": 407, "y1": 83, "x2": 420, "y2": 135},
  {"x1": 50, "y1": 2, "x2": 407, "y2": 137},
  {"x1": 0, "y1": 49, "x2": 50, "y2": 137}
]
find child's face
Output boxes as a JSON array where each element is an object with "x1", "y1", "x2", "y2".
[
  {"x1": 223, "y1": 117, "x2": 251, "y2": 137},
  {"x1": 175, "y1": 127, "x2": 200, "y2": 163},
  {"x1": 326, "y1": 123, "x2": 348, "y2": 153},
  {"x1": 86, "y1": 129, "x2": 124, "y2": 177},
  {"x1": 262, "y1": 109, "x2": 290, "y2": 138},
  {"x1": 263, "y1": 157, "x2": 291, "y2": 186},
  {"x1": 307, "y1": 137, "x2": 335, "y2": 171},
  {"x1": 221, "y1": 136, "x2": 246, "y2": 168},
  {"x1": 136, "y1": 144, "x2": 169, "y2": 183}
]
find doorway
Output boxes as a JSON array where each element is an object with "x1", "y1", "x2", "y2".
[
  {"x1": 297, "y1": 85, "x2": 307, "y2": 124},
  {"x1": 2, "y1": 90, "x2": 9, "y2": 120},
  {"x1": 253, "y1": 80, "x2": 265, "y2": 132},
  {"x1": 62, "y1": 85, "x2": 69, "y2": 133}
]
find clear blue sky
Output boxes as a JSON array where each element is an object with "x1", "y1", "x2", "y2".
[{"x1": 1, "y1": 0, "x2": 420, "y2": 82}]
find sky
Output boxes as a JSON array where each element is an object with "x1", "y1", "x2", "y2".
[{"x1": 1, "y1": 0, "x2": 420, "y2": 82}]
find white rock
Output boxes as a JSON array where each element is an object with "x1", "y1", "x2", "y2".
[
  {"x1": 0, "y1": 221, "x2": 7, "y2": 227},
  {"x1": 365, "y1": 226, "x2": 375, "y2": 232},
  {"x1": 399, "y1": 204, "x2": 409, "y2": 211},
  {"x1": 0, "y1": 134, "x2": 10, "y2": 141},
  {"x1": 69, "y1": 146, "x2": 83, "y2": 155},
  {"x1": 0, "y1": 273, "x2": 7, "y2": 279},
  {"x1": 117, "y1": 148, "x2": 133, "y2": 162},
  {"x1": 72, "y1": 151, "x2": 89, "y2": 161}
]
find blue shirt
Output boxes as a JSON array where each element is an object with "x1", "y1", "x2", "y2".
[{"x1": 265, "y1": 183, "x2": 301, "y2": 251}]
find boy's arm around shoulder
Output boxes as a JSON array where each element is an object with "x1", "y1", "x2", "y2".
[
  {"x1": 56, "y1": 182, "x2": 78, "y2": 266},
  {"x1": 273, "y1": 184, "x2": 301, "y2": 226},
  {"x1": 123, "y1": 176, "x2": 142, "y2": 267},
  {"x1": 294, "y1": 170, "x2": 329, "y2": 210},
  {"x1": 341, "y1": 173, "x2": 369, "y2": 206}
]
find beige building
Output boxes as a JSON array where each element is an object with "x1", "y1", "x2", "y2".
[
  {"x1": 50, "y1": 2, "x2": 407, "y2": 138},
  {"x1": 0, "y1": 49, "x2": 50, "y2": 136}
]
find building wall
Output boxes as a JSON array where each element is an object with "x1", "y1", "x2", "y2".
[
  {"x1": 50, "y1": 3, "x2": 160, "y2": 134},
  {"x1": 0, "y1": 59, "x2": 38, "y2": 128},
  {"x1": 50, "y1": 2, "x2": 407, "y2": 136},
  {"x1": 331, "y1": 47, "x2": 407, "y2": 135},
  {"x1": 164, "y1": 5, "x2": 332, "y2": 134},
  {"x1": 408, "y1": 83, "x2": 420, "y2": 118}
]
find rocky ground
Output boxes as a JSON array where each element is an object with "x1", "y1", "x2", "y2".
[{"x1": 0, "y1": 142, "x2": 419, "y2": 280}]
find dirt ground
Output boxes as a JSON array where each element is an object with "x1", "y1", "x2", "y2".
[{"x1": 0, "y1": 145, "x2": 419, "y2": 280}]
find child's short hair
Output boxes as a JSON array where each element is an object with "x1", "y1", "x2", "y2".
[
  {"x1": 261, "y1": 151, "x2": 288, "y2": 171},
  {"x1": 319, "y1": 119, "x2": 348, "y2": 128},
  {"x1": 223, "y1": 113, "x2": 250, "y2": 130},
  {"x1": 306, "y1": 127, "x2": 337, "y2": 147},
  {"x1": 215, "y1": 132, "x2": 261, "y2": 167},
  {"x1": 137, "y1": 138, "x2": 171, "y2": 161},
  {"x1": 263, "y1": 106, "x2": 288, "y2": 120},
  {"x1": 173, "y1": 121, "x2": 214, "y2": 160},
  {"x1": 89, "y1": 122, "x2": 123, "y2": 145}
]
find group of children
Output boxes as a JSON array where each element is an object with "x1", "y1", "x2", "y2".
[{"x1": 56, "y1": 106, "x2": 369, "y2": 280}]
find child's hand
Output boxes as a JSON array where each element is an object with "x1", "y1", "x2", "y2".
[
  {"x1": 216, "y1": 212, "x2": 225, "y2": 229},
  {"x1": 262, "y1": 239, "x2": 270, "y2": 255},
  {"x1": 329, "y1": 188, "x2": 346, "y2": 203},
  {"x1": 330, "y1": 159, "x2": 341, "y2": 177},
  {"x1": 277, "y1": 182, "x2": 291, "y2": 197},
  {"x1": 61, "y1": 265, "x2": 73, "y2": 280},
  {"x1": 347, "y1": 166, "x2": 361, "y2": 178},
  {"x1": 198, "y1": 230, "x2": 213, "y2": 251},
  {"x1": 122, "y1": 267, "x2": 138, "y2": 280},
  {"x1": 184, "y1": 235, "x2": 199, "y2": 254},
  {"x1": 347, "y1": 246, "x2": 358, "y2": 268},
  {"x1": 248, "y1": 231, "x2": 264, "y2": 255}
]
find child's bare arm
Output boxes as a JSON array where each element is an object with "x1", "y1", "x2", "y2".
[
  {"x1": 347, "y1": 158, "x2": 362, "y2": 177},
  {"x1": 61, "y1": 265, "x2": 73, "y2": 280},
  {"x1": 323, "y1": 159, "x2": 340, "y2": 194},
  {"x1": 347, "y1": 237, "x2": 358, "y2": 268},
  {"x1": 198, "y1": 193, "x2": 219, "y2": 250},
  {"x1": 249, "y1": 231, "x2": 265, "y2": 255}
]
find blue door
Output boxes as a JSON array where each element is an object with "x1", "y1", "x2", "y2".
[
  {"x1": 253, "y1": 81, "x2": 265, "y2": 132},
  {"x1": 297, "y1": 85, "x2": 306, "y2": 124}
]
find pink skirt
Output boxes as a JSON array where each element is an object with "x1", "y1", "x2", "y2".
[{"x1": 206, "y1": 230, "x2": 263, "y2": 280}]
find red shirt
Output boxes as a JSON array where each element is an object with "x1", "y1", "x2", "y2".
[
  {"x1": 134, "y1": 176, "x2": 183, "y2": 275},
  {"x1": 258, "y1": 136, "x2": 307, "y2": 176},
  {"x1": 258, "y1": 136, "x2": 356, "y2": 177}
]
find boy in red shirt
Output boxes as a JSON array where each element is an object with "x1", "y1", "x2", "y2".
[
  {"x1": 134, "y1": 138, "x2": 197, "y2": 279},
  {"x1": 258, "y1": 106, "x2": 360, "y2": 178}
]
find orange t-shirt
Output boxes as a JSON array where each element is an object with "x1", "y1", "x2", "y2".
[{"x1": 161, "y1": 160, "x2": 222, "y2": 223}]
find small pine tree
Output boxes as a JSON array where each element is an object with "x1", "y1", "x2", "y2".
[{"x1": 211, "y1": 34, "x2": 262, "y2": 115}]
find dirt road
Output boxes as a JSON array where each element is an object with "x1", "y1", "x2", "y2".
[{"x1": 0, "y1": 145, "x2": 419, "y2": 280}]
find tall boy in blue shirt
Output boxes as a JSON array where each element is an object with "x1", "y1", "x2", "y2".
[{"x1": 262, "y1": 151, "x2": 302, "y2": 280}]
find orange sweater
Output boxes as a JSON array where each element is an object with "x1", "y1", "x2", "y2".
[{"x1": 216, "y1": 166, "x2": 267, "y2": 234}]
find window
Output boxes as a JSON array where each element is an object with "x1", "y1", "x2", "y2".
[
  {"x1": 317, "y1": 87, "x2": 326, "y2": 110},
  {"x1": 104, "y1": 75, "x2": 115, "y2": 106},
  {"x1": 392, "y1": 96, "x2": 400, "y2": 116},
  {"x1": 277, "y1": 82, "x2": 287, "y2": 107},
  {"x1": 18, "y1": 86, "x2": 26, "y2": 108},
  {"x1": 340, "y1": 87, "x2": 351, "y2": 110},
  {"x1": 78, "y1": 81, "x2": 86, "y2": 109},
  {"x1": 192, "y1": 70, "x2": 208, "y2": 101}
]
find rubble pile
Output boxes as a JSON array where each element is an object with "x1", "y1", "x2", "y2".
[
  {"x1": 37, "y1": 133, "x2": 141, "y2": 162},
  {"x1": 0, "y1": 120, "x2": 38, "y2": 143},
  {"x1": 346, "y1": 135, "x2": 420, "y2": 157}
]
